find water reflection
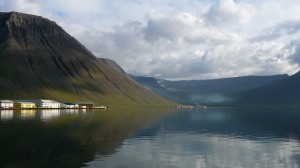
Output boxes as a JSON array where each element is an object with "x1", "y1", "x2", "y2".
[
  {"x1": 92, "y1": 133, "x2": 300, "y2": 168},
  {"x1": 0, "y1": 107, "x2": 171, "y2": 168},
  {"x1": 1, "y1": 107, "x2": 300, "y2": 168},
  {"x1": 63, "y1": 109, "x2": 80, "y2": 115},
  {"x1": 86, "y1": 108, "x2": 300, "y2": 168},
  {"x1": 40, "y1": 109, "x2": 60, "y2": 120},
  {"x1": 0, "y1": 109, "x2": 91, "y2": 121},
  {"x1": 20, "y1": 109, "x2": 36, "y2": 119},
  {"x1": 0, "y1": 110, "x2": 13, "y2": 120}
]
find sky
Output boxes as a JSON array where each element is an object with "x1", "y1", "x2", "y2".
[{"x1": 1, "y1": 0, "x2": 300, "y2": 80}]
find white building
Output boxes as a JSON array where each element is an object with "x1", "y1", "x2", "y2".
[
  {"x1": 61, "y1": 102, "x2": 79, "y2": 108},
  {"x1": 0, "y1": 100, "x2": 14, "y2": 109},
  {"x1": 35, "y1": 100, "x2": 60, "y2": 108}
]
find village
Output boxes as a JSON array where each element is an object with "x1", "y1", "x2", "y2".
[{"x1": 0, "y1": 99, "x2": 108, "y2": 109}]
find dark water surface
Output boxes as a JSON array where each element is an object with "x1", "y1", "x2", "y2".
[{"x1": 1, "y1": 108, "x2": 300, "y2": 168}]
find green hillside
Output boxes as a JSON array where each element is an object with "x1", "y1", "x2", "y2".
[{"x1": 0, "y1": 12, "x2": 173, "y2": 106}]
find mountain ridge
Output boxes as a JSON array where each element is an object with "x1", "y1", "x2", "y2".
[{"x1": 0, "y1": 12, "x2": 172, "y2": 105}]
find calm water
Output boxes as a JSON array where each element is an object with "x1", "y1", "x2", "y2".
[{"x1": 0, "y1": 108, "x2": 300, "y2": 168}]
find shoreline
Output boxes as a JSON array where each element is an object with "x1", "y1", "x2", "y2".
[{"x1": 0, "y1": 107, "x2": 108, "y2": 110}]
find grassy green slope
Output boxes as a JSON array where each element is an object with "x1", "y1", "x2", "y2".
[{"x1": 0, "y1": 12, "x2": 173, "y2": 105}]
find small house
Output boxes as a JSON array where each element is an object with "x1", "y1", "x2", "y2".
[{"x1": 0, "y1": 100, "x2": 14, "y2": 109}]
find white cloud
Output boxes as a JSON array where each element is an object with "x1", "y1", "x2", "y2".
[
  {"x1": 287, "y1": 40, "x2": 300, "y2": 64},
  {"x1": 93, "y1": 10, "x2": 239, "y2": 79},
  {"x1": 144, "y1": 10, "x2": 229, "y2": 44},
  {"x1": 93, "y1": 9, "x2": 299, "y2": 79},
  {"x1": 252, "y1": 20, "x2": 300, "y2": 42},
  {"x1": 204, "y1": 0, "x2": 256, "y2": 26},
  {"x1": 0, "y1": 0, "x2": 41, "y2": 15}
]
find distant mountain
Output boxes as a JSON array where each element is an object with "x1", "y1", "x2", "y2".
[
  {"x1": 160, "y1": 75, "x2": 289, "y2": 94},
  {"x1": 0, "y1": 12, "x2": 172, "y2": 105},
  {"x1": 131, "y1": 76, "x2": 187, "y2": 103},
  {"x1": 132, "y1": 75, "x2": 289, "y2": 105},
  {"x1": 233, "y1": 71, "x2": 300, "y2": 107}
]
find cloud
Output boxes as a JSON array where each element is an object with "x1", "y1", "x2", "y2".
[
  {"x1": 204, "y1": 0, "x2": 256, "y2": 26},
  {"x1": 287, "y1": 40, "x2": 300, "y2": 64},
  {"x1": 92, "y1": 9, "x2": 299, "y2": 80},
  {"x1": 56, "y1": 6, "x2": 298, "y2": 80},
  {"x1": 144, "y1": 10, "x2": 229, "y2": 44},
  {"x1": 0, "y1": 0, "x2": 41, "y2": 15},
  {"x1": 91, "y1": 133, "x2": 300, "y2": 168},
  {"x1": 252, "y1": 20, "x2": 300, "y2": 41},
  {"x1": 93, "y1": 10, "x2": 238, "y2": 79}
]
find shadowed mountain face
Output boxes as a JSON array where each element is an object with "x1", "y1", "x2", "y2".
[
  {"x1": 234, "y1": 71, "x2": 300, "y2": 107},
  {"x1": 0, "y1": 12, "x2": 171, "y2": 105}
]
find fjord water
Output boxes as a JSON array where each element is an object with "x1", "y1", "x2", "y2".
[{"x1": 1, "y1": 108, "x2": 300, "y2": 168}]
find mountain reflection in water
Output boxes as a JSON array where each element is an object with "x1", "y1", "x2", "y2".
[
  {"x1": 0, "y1": 108, "x2": 171, "y2": 168},
  {"x1": 1, "y1": 108, "x2": 300, "y2": 168},
  {"x1": 86, "y1": 108, "x2": 300, "y2": 168}
]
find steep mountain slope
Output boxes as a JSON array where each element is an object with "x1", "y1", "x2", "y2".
[
  {"x1": 132, "y1": 75, "x2": 288, "y2": 105},
  {"x1": 99, "y1": 58, "x2": 126, "y2": 75},
  {"x1": 0, "y1": 12, "x2": 172, "y2": 105},
  {"x1": 234, "y1": 71, "x2": 300, "y2": 107}
]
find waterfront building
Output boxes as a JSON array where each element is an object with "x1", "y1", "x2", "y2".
[
  {"x1": 14, "y1": 101, "x2": 36, "y2": 109},
  {"x1": 61, "y1": 102, "x2": 79, "y2": 108},
  {"x1": 35, "y1": 99, "x2": 60, "y2": 108},
  {"x1": 0, "y1": 100, "x2": 14, "y2": 109},
  {"x1": 75, "y1": 102, "x2": 94, "y2": 108}
]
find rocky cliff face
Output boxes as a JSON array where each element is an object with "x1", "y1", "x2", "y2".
[
  {"x1": 0, "y1": 12, "x2": 171, "y2": 105},
  {"x1": 1, "y1": 12, "x2": 74, "y2": 47}
]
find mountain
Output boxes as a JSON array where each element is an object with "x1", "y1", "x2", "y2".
[
  {"x1": 131, "y1": 76, "x2": 185, "y2": 103},
  {"x1": 132, "y1": 75, "x2": 288, "y2": 105},
  {"x1": 0, "y1": 12, "x2": 172, "y2": 105},
  {"x1": 233, "y1": 71, "x2": 300, "y2": 107},
  {"x1": 99, "y1": 58, "x2": 126, "y2": 75},
  {"x1": 159, "y1": 75, "x2": 289, "y2": 94}
]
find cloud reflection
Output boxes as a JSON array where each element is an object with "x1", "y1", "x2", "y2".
[{"x1": 88, "y1": 133, "x2": 300, "y2": 168}]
